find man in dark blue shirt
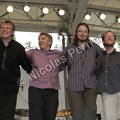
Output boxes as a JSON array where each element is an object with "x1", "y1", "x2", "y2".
[
  {"x1": 0, "y1": 20, "x2": 32, "y2": 120},
  {"x1": 97, "y1": 31, "x2": 120, "y2": 120}
]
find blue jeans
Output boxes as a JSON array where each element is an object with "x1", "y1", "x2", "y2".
[{"x1": 68, "y1": 88, "x2": 97, "y2": 120}]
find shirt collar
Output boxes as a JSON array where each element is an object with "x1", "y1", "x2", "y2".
[
  {"x1": 104, "y1": 49, "x2": 116, "y2": 55},
  {"x1": 0, "y1": 38, "x2": 13, "y2": 47},
  {"x1": 75, "y1": 40, "x2": 95, "y2": 49}
]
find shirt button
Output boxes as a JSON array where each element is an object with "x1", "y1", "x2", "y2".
[{"x1": 105, "y1": 83, "x2": 107, "y2": 85}]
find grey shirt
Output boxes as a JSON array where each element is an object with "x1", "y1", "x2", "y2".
[
  {"x1": 60, "y1": 40, "x2": 102, "y2": 91},
  {"x1": 97, "y1": 49, "x2": 120, "y2": 94}
]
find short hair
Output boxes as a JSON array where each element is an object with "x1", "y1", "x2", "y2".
[
  {"x1": 0, "y1": 20, "x2": 15, "y2": 38},
  {"x1": 38, "y1": 32, "x2": 53, "y2": 48},
  {"x1": 102, "y1": 31, "x2": 116, "y2": 41},
  {"x1": 0, "y1": 20, "x2": 15, "y2": 31}
]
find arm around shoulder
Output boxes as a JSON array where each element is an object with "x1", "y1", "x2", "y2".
[{"x1": 19, "y1": 46, "x2": 32, "y2": 73}]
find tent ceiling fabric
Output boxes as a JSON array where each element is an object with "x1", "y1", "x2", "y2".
[{"x1": 0, "y1": 0, "x2": 120, "y2": 38}]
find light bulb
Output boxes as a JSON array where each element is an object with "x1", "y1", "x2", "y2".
[
  {"x1": 59, "y1": 9, "x2": 65, "y2": 16},
  {"x1": 7, "y1": 5, "x2": 14, "y2": 13},
  {"x1": 100, "y1": 13, "x2": 106, "y2": 20},
  {"x1": 42, "y1": 7, "x2": 49, "y2": 14},
  {"x1": 85, "y1": 14, "x2": 91, "y2": 20},
  {"x1": 117, "y1": 17, "x2": 120, "y2": 23},
  {"x1": 24, "y1": 5, "x2": 30, "y2": 12}
]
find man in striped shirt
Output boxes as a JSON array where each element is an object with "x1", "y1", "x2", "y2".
[{"x1": 60, "y1": 22, "x2": 103, "y2": 120}]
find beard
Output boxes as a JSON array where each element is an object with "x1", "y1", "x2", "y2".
[
  {"x1": 78, "y1": 37, "x2": 89, "y2": 42},
  {"x1": 104, "y1": 43, "x2": 115, "y2": 47}
]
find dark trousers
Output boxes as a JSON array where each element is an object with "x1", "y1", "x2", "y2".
[
  {"x1": 68, "y1": 88, "x2": 97, "y2": 120},
  {"x1": 29, "y1": 86, "x2": 58, "y2": 120},
  {"x1": 0, "y1": 94, "x2": 17, "y2": 120}
]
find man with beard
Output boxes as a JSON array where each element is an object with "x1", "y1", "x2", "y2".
[
  {"x1": 97, "y1": 31, "x2": 120, "y2": 120},
  {"x1": 60, "y1": 22, "x2": 103, "y2": 120}
]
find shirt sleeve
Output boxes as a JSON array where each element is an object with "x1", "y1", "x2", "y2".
[
  {"x1": 59, "y1": 46, "x2": 68, "y2": 71},
  {"x1": 19, "y1": 47, "x2": 32, "y2": 73},
  {"x1": 96, "y1": 44, "x2": 103, "y2": 57}
]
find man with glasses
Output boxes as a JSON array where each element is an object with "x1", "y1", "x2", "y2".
[
  {"x1": 97, "y1": 31, "x2": 120, "y2": 120},
  {"x1": 0, "y1": 20, "x2": 32, "y2": 120}
]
